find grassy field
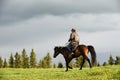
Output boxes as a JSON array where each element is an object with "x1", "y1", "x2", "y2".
[{"x1": 0, "y1": 65, "x2": 120, "y2": 80}]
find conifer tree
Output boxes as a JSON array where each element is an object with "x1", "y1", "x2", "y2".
[
  {"x1": 3, "y1": 58, "x2": 8, "y2": 68},
  {"x1": 92, "y1": 59, "x2": 98, "y2": 67},
  {"x1": 30, "y1": 49, "x2": 36, "y2": 68},
  {"x1": 14, "y1": 52, "x2": 21, "y2": 68},
  {"x1": 75, "y1": 56, "x2": 88, "y2": 68},
  {"x1": 21, "y1": 49, "x2": 29, "y2": 68},
  {"x1": 57, "y1": 61, "x2": 63, "y2": 68},
  {"x1": 38, "y1": 60, "x2": 42, "y2": 68},
  {"x1": 38, "y1": 59, "x2": 47, "y2": 68},
  {"x1": 108, "y1": 54, "x2": 114, "y2": 65},
  {"x1": 69, "y1": 60, "x2": 75, "y2": 68},
  {"x1": 44, "y1": 52, "x2": 52, "y2": 68},
  {"x1": 97, "y1": 62, "x2": 100, "y2": 67},
  {"x1": 38, "y1": 53, "x2": 52, "y2": 68},
  {"x1": 41, "y1": 59, "x2": 47, "y2": 68},
  {"x1": 9, "y1": 53, "x2": 14, "y2": 68},
  {"x1": 25, "y1": 57, "x2": 29, "y2": 68},
  {"x1": 115, "y1": 56, "x2": 120, "y2": 65},
  {"x1": 103, "y1": 62, "x2": 108, "y2": 66},
  {"x1": 0, "y1": 57, "x2": 3, "y2": 68},
  {"x1": 75, "y1": 56, "x2": 82, "y2": 67}
]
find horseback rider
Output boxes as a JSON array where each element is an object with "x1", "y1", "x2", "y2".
[{"x1": 67, "y1": 28, "x2": 80, "y2": 52}]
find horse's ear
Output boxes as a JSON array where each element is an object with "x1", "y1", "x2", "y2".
[
  {"x1": 59, "y1": 46, "x2": 63, "y2": 50},
  {"x1": 54, "y1": 46, "x2": 59, "y2": 50},
  {"x1": 58, "y1": 46, "x2": 62, "y2": 50},
  {"x1": 54, "y1": 46, "x2": 62, "y2": 50}
]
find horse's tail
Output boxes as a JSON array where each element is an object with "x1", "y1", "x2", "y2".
[{"x1": 88, "y1": 45, "x2": 97, "y2": 66}]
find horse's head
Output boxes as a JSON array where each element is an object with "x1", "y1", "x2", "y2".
[{"x1": 53, "y1": 46, "x2": 62, "y2": 58}]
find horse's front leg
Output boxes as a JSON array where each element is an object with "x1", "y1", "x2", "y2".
[
  {"x1": 68, "y1": 65, "x2": 72, "y2": 69},
  {"x1": 67, "y1": 54, "x2": 73, "y2": 69},
  {"x1": 65, "y1": 59, "x2": 69, "y2": 72},
  {"x1": 65, "y1": 55, "x2": 73, "y2": 71}
]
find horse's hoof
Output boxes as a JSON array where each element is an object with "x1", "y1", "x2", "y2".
[
  {"x1": 69, "y1": 67, "x2": 73, "y2": 69},
  {"x1": 65, "y1": 70, "x2": 68, "y2": 72},
  {"x1": 79, "y1": 68, "x2": 82, "y2": 70}
]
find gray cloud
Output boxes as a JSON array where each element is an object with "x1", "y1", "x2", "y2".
[
  {"x1": 0, "y1": 13, "x2": 120, "y2": 47},
  {"x1": 0, "y1": 0, "x2": 120, "y2": 25}
]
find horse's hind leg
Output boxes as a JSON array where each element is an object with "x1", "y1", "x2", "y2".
[
  {"x1": 80, "y1": 58, "x2": 85, "y2": 70},
  {"x1": 86, "y1": 57, "x2": 92, "y2": 68}
]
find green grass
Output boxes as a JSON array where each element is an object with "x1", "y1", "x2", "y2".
[{"x1": 0, "y1": 65, "x2": 120, "y2": 80}]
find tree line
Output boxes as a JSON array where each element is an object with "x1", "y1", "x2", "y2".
[
  {"x1": 0, "y1": 48, "x2": 52, "y2": 68},
  {"x1": 0, "y1": 48, "x2": 120, "y2": 68},
  {"x1": 103, "y1": 54, "x2": 120, "y2": 66}
]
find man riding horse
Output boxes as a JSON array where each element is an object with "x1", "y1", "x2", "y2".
[
  {"x1": 54, "y1": 28, "x2": 97, "y2": 71},
  {"x1": 67, "y1": 28, "x2": 80, "y2": 52}
]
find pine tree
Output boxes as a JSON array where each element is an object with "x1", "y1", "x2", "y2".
[
  {"x1": 25, "y1": 57, "x2": 29, "y2": 68},
  {"x1": 38, "y1": 53, "x2": 52, "y2": 68},
  {"x1": 103, "y1": 62, "x2": 108, "y2": 66},
  {"x1": 39, "y1": 59, "x2": 48, "y2": 68},
  {"x1": 108, "y1": 54, "x2": 114, "y2": 65},
  {"x1": 69, "y1": 60, "x2": 75, "y2": 68},
  {"x1": 0, "y1": 57, "x2": 3, "y2": 68},
  {"x1": 75, "y1": 56, "x2": 82, "y2": 67},
  {"x1": 92, "y1": 60, "x2": 98, "y2": 67},
  {"x1": 30, "y1": 49, "x2": 36, "y2": 68},
  {"x1": 38, "y1": 59, "x2": 47, "y2": 68},
  {"x1": 41, "y1": 59, "x2": 47, "y2": 68},
  {"x1": 38, "y1": 59, "x2": 42, "y2": 68},
  {"x1": 43, "y1": 52, "x2": 52, "y2": 68},
  {"x1": 75, "y1": 56, "x2": 88, "y2": 68},
  {"x1": 9, "y1": 53, "x2": 14, "y2": 68},
  {"x1": 3, "y1": 58, "x2": 8, "y2": 68},
  {"x1": 115, "y1": 56, "x2": 120, "y2": 65},
  {"x1": 21, "y1": 48, "x2": 26, "y2": 68},
  {"x1": 14, "y1": 52, "x2": 21, "y2": 68},
  {"x1": 21, "y1": 49, "x2": 29, "y2": 68},
  {"x1": 57, "y1": 61, "x2": 63, "y2": 68},
  {"x1": 97, "y1": 62, "x2": 100, "y2": 67}
]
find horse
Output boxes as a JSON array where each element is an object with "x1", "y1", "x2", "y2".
[{"x1": 53, "y1": 44, "x2": 96, "y2": 71}]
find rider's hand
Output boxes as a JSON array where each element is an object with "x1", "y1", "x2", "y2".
[{"x1": 68, "y1": 39, "x2": 71, "y2": 42}]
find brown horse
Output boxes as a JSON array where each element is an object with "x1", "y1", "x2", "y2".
[{"x1": 53, "y1": 44, "x2": 96, "y2": 71}]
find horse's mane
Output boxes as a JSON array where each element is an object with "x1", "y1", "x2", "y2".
[{"x1": 54, "y1": 46, "x2": 67, "y2": 50}]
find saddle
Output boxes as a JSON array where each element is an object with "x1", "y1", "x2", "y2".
[{"x1": 66, "y1": 45, "x2": 78, "y2": 53}]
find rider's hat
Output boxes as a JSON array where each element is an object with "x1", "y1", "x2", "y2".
[{"x1": 71, "y1": 28, "x2": 76, "y2": 32}]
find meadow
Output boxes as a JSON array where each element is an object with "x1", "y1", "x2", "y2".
[{"x1": 0, "y1": 65, "x2": 120, "y2": 80}]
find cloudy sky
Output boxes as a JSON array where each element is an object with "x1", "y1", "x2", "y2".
[{"x1": 0, "y1": 0, "x2": 120, "y2": 64}]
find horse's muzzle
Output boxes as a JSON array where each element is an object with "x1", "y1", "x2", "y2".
[{"x1": 53, "y1": 55, "x2": 56, "y2": 58}]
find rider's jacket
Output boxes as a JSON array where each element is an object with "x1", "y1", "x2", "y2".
[{"x1": 68, "y1": 32, "x2": 79, "y2": 43}]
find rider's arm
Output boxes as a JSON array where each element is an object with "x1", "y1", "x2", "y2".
[{"x1": 68, "y1": 33, "x2": 75, "y2": 42}]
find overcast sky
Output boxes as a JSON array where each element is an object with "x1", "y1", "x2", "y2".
[{"x1": 0, "y1": 0, "x2": 120, "y2": 64}]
